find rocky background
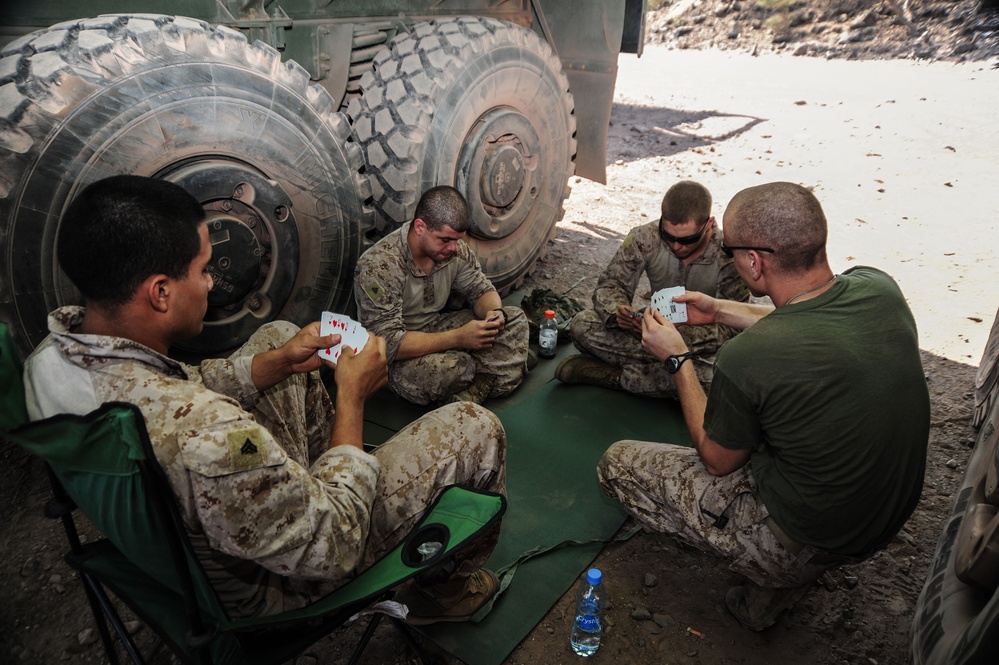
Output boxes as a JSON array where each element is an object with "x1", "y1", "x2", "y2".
[{"x1": 646, "y1": 0, "x2": 999, "y2": 62}]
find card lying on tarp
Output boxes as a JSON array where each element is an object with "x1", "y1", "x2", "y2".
[{"x1": 318, "y1": 312, "x2": 369, "y2": 362}]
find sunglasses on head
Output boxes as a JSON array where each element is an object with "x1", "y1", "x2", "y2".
[
  {"x1": 719, "y1": 241, "x2": 775, "y2": 259},
  {"x1": 658, "y1": 217, "x2": 711, "y2": 246}
]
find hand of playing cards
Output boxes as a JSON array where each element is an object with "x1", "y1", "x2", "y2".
[
  {"x1": 650, "y1": 286, "x2": 688, "y2": 324},
  {"x1": 318, "y1": 312, "x2": 369, "y2": 362}
]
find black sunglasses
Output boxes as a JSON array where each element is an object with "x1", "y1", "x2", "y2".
[
  {"x1": 719, "y1": 241, "x2": 775, "y2": 258},
  {"x1": 659, "y1": 217, "x2": 711, "y2": 246}
]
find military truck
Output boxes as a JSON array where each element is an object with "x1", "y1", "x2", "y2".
[
  {"x1": 0, "y1": 0, "x2": 646, "y2": 358},
  {"x1": 911, "y1": 307, "x2": 999, "y2": 664}
]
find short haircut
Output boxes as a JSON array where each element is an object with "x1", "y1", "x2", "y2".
[
  {"x1": 661, "y1": 180, "x2": 712, "y2": 225},
  {"x1": 58, "y1": 175, "x2": 206, "y2": 309},
  {"x1": 725, "y1": 181, "x2": 827, "y2": 273},
  {"x1": 414, "y1": 185, "x2": 471, "y2": 233}
]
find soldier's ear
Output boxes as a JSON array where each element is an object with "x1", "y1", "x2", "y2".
[
  {"x1": 412, "y1": 218, "x2": 427, "y2": 235},
  {"x1": 143, "y1": 274, "x2": 171, "y2": 313}
]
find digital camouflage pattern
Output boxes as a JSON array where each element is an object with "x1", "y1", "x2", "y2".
[
  {"x1": 519, "y1": 287, "x2": 584, "y2": 342},
  {"x1": 382, "y1": 306, "x2": 530, "y2": 405},
  {"x1": 24, "y1": 308, "x2": 506, "y2": 617},
  {"x1": 597, "y1": 441, "x2": 853, "y2": 589},
  {"x1": 570, "y1": 222, "x2": 749, "y2": 396},
  {"x1": 354, "y1": 223, "x2": 529, "y2": 405}
]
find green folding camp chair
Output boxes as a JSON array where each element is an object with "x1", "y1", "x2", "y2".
[{"x1": 0, "y1": 324, "x2": 505, "y2": 664}]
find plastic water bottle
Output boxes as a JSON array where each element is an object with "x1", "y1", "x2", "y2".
[
  {"x1": 570, "y1": 568, "x2": 605, "y2": 657},
  {"x1": 539, "y1": 309, "x2": 558, "y2": 359}
]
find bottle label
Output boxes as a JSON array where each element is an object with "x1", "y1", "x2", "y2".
[
  {"x1": 539, "y1": 329, "x2": 557, "y2": 350},
  {"x1": 576, "y1": 613, "x2": 599, "y2": 631}
]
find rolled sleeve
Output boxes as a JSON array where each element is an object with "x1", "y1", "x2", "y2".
[
  {"x1": 354, "y1": 256, "x2": 409, "y2": 363},
  {"x1": 196, "y1": 355, "x2": 261, "y2": 412},
  {"x1": 450, "y1": 243, "x2": 495, "y2": 305},
  {"x1": 593, "y1": 230, "x2": 645, "y2": 323}
]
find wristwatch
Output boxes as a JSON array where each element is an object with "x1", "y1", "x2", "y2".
[{"x1": 665, "y1": 351, "x2": 698, "y2": 374}]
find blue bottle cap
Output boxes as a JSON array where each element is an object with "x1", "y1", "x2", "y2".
[{"x1": 586, "y1": 568, "x2": 602, "y2": 586}]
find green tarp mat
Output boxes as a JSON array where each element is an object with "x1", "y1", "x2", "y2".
[{"x1": 362, "y1": 340, "x2": 690, "y2": 665}]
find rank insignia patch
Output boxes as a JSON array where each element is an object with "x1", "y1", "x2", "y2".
[
  {"x1": 363, "y1": 280, "x2": 385, "y2": 301},
  {"x1": 228, "y1": 428, "x2": 264, "y2": 470}
]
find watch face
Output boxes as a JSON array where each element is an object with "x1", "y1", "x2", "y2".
[{"x1": 666, "y1": 356, "x2": 680, "y2": 374}]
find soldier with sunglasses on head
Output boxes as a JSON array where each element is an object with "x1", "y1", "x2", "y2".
[{"x1": 556, "y1": 180, "x2": 750, "y2": 398}]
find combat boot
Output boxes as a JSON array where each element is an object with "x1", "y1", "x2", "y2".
[
  {"x1": 444, "y1": 373, "x2": 496, "y2": 405},
  {"x1": 555, "y1": 354, "x2": 622, "y2": 391},
  {"x1": 724, "y1": 580, "x2": 814, "y2": 631},
  {"x1": 398, "y1": 568, "x2": 499, "y2": 625},
  {"x1": 526, "y1": 348, "x2": 539, "y2": 372}
]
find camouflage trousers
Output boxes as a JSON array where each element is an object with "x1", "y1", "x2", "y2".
[
  {"x1": 389, "y1": 305, "x2": 530, "y2": 405},
  {"x1": 597, "y1": 440, "x2": 855, "y2": 589},
  {"x1": 570, "y1": 309, "x2": 714, "y2": 398},
  {"x1": 235, "y1": 323, "x2": 507, "y2": 610}
]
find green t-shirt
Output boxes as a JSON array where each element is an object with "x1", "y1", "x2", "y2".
[{"x1": 704, "y1": 267, "x2": 929, "y2": 556}]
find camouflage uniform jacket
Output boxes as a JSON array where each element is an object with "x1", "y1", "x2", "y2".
[
  {"x1": 24, "y1": 308, "x2": 380, "y2": 602},
  {"x1": 354, "y1": 222, "x2": 496, "y2": 363},
  {"x1": 592, "y1": 222, "x2": 749, "y2": 345}
]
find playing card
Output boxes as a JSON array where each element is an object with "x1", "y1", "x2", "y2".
[
  {"x1": 318, "y1": 312, "x2": 369, "y2": 362},
  {"x1": 650, "y1": 286, "x2": 688, "y2": 324}
]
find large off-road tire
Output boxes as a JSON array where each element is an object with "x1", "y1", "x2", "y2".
[
  {"x1": 346, "y1": 17, "x2": 576, "y2": 293},
  {"x1": 0, "y1": 14, "x2": 371, "y2": 358}
]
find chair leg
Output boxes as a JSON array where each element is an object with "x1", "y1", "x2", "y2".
[
  {"x1": 389, "y1": 617, "x2": 438, "y2": 665},
  {"x1": 82, "y1": 574, "x2": 148, "y2": 664},
  {"x1": 344, "y1": 613, "x2": 437, "y2": 665},
  {"x1": 346, "y1": 612, "x2": 383, "y2": 665},
  {"x1": 79, "y1": 575, "x2": 124, "y2": 665}
]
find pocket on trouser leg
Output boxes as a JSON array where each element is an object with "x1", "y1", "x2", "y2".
[{"x1": 697, "y1": 467, "x2": 759, "y2": 530}]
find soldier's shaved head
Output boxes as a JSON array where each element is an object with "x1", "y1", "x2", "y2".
[
  {"x1": 415, "y1": 185, "x2": 472, "y2": 233},
  {"x1": 724, "y1": 181, "x2": 827, "y2": 273},
  {"x1": 661, "y1": 180, "x2": 712, "y2": 225}
]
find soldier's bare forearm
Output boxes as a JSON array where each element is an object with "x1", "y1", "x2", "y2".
[{"x1": 330, "y1": 392, "x2": 365, "y2": 450}]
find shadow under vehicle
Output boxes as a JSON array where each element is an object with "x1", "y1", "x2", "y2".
[
  {"x1": 0, "y1": 0, "x2": 647, "y2": 358},
  {"x1": 911, "y1": 307, "x2": 999, "y2": 664}
]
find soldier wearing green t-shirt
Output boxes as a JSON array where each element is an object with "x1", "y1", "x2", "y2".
[{"x1": 598, "y1": 181, "x2": 929, "y2": 631}]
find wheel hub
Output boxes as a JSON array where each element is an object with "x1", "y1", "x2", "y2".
[
  {"x1": 481, "y1": 144, "x2": 526, "y2": 209},
  {"x1": 161, "y1": 160, "x2": 299, "y2": 355},
  {"x1": 205, "y1": 212, "x2": 263, "y2": 307},
  {"x1": 458, "y1": 108, "x2": 540, "y2": 240}
]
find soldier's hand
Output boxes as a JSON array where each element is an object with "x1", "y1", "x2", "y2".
[
  {"x1": 251, "y1": 322, "x2": 338, "y2": 391},
  {"x1": 284, "y1": 321, "x2": 339, "y2": 374},
  {"x1": 614, "y1": 304, "x2": 643, "y2": 333},
  {"x1": 334, "y1": 335, "x2": 388, "y2": 399},
  {"x1": 456, "y1": 318, "x2": 500, "y2": 350},
  {"x1": 674, "y1": 291, "x2": 718, "y2": 327},
  {"x1": 641, "y1": 307, "x2": 687, "y2": 361},
  {"x1": 485, "y1": 308, "x2": 507, "y2": 332}
]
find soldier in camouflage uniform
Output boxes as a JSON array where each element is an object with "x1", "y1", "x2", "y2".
[
  {"x1": 598, "y1": 182, "x2": 928, "y2": 631},
  {"x1": 23, "y1": 176, "x2": 506, "y2": 624},
  {"x1": 558, "y1": 180, "x2": 749, "y2": 397},
  {"x1": 354, "y1": 186, "x2": 530, "y2": 406}
]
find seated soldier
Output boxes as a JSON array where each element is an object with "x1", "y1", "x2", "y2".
[
  {"x1": 23, "y1": 175, "x2": 506, "y2": 624},
  {"x1": 558, "y1": 180, "x2": 749, "y2": 398},
  {"x1": 353, "y1": 185, "x2": 531, "y2": 406}
]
